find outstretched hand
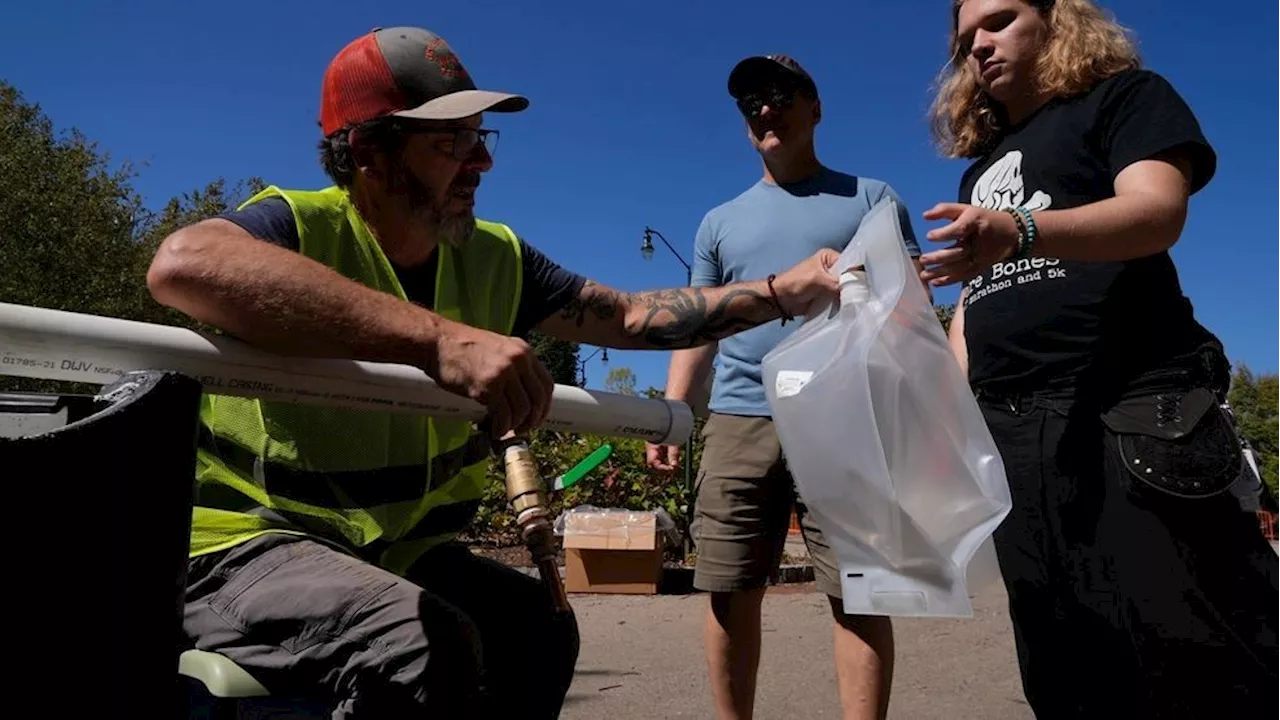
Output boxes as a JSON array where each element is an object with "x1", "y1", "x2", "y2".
[{"x1": 918, "y1": 203, "x2": 1021, "y2": 287}]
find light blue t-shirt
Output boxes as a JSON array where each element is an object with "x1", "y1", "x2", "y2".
[{"x1": 692, "y1": 167, "x2": 920, "y2": 417}]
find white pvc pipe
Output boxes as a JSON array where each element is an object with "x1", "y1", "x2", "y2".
[{"x1": 0, "y1": 303, "x2": 693, "y2": 445}]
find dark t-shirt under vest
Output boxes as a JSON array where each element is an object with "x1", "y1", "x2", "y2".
[
  {"x1": 958, "y1": 69, "x2": 1220, "y2": 396},
  {"x1": 218, "y1": 197, "x2": 586, "y2": 339}
]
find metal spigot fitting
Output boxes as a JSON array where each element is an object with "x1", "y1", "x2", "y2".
[{"x1": 499, "y1": 436, "x2": 573, "y2": 616}]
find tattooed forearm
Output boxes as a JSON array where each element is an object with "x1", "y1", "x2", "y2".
[
  {"x1": 545, "y1": 280, "x2": 781, "y2": 349},
  {"x1": 627, "y1": 286, "x2": 770, "y2": 348},
  {"x1": 557, "y1": 281, "x2": 621, "y2": 328}
]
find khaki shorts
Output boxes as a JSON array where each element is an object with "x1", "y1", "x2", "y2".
[{"x1": 690, "y1": 412, "x2": 842, "y2": 598}]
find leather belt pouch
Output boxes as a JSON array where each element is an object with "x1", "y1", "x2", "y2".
[{"x1": 1100, "y1": 387, "x2": 1241, "y2": 498}]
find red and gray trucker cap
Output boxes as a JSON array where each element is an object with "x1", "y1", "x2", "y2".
[{"x1": 320, "y1": 26, "x2": 529, "y2": 136}]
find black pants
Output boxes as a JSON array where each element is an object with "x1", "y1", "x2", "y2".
[
  {"x1": 980, "y1": 392, "x2": 1277, "y2": 719},
  {"x1": 184, "y1": 533, "x2": 580, "y2": 718}
]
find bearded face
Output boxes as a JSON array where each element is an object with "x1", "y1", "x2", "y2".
[
  {"x1": 351, "y1": 116, "x2": 495, "y2": 255},
  {"x1": 385, "y1": 158, "x2": 478, "y2": 249}
]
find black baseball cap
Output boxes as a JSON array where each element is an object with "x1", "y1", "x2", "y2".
[
  {"x1": 320, "y1": 26, "x2": 529, "y2": 136},
  {"x1": 727, "y1": 54, "x2": 819, "y2": 99}
]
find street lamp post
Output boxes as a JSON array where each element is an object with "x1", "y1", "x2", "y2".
[
  {"x1": 641, "y1": 227, "x2": 696, "y2": 555},
  {"x1": 576, "y1": 346, "x2": 608, "y2": 388}
]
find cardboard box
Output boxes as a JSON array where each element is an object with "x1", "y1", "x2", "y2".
[{"x1": 562, "y1": 509, "x2": 665, "y2": 595}]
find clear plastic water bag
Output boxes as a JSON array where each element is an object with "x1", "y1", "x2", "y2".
[{"x1": 762, "y1": 198, "x2": 1012, "y2": 618}]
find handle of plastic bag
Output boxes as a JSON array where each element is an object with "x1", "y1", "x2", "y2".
[{"x1": 830, "y1": 198, "x2": 912, "y2": 316}]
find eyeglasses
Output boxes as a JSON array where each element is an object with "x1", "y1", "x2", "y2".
[
  {"x1": 735, "y1": 82, "x2": 804, "y2": 118},
  {"x1": 403, "y1": 125, "x2": 500, "y2": 161}
]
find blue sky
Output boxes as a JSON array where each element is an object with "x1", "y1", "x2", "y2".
[{"x1": 4, "y1": 0, "x2": 1275, "y2": 392}]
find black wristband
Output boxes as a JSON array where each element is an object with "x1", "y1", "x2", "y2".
[{"x1": 766, "y1": 274, "x2": 794, "y2": 326}]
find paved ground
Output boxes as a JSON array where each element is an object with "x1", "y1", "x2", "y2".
[
  {"x1": 560, "y1": 536, "x2": 1033, "y2": 720},
  {"x1": 558, "y1": 538, "x2": 1276, "y2": 718}
]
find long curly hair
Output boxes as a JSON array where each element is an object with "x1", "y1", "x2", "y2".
[{"x1": 929, "y1": 0, "x2": 1141, "y2": 159}]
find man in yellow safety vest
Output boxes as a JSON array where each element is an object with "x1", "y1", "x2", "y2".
[{"x1": 147, "y1": 26, "x2": 842, "y2": 718}]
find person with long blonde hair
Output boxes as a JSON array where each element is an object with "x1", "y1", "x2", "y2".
[{"x1": 919, "y1": 1, "x2": 1277, "y2": 717}]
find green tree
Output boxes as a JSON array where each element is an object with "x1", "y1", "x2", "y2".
[
  {"x1": 1228, "y1": 365, "x2": 1279, "y2": 494},
  {"x1": 605, "y1": 366, "x2": 637, "y2": 396},
  {"x1": 1, "y1": 80, "x2": 264, "y2": 392},
  {"x1": 138, "y1": 177, "x2": 265, "y2": 251},
  {"x1": 523, "y1": 330, "x2": 580, "y2": 387},
  {"x1": 1, "y1": 81, "x2": 150, "y2": 325}
]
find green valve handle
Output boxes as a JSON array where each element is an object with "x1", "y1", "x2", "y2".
[{"x1": 551, "y1": 444, "x2": 613, "y2": 491}]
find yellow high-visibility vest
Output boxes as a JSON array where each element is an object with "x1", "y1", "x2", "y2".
[{"x1": 189, "y1": 185, "x2": 522, "y2": 575}]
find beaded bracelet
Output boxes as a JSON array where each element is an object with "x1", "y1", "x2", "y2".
[
  {"x1": 1005, "y1": 206, "x2": 1038, "y2": 259},
  {"x1": 1006, "y1": 208, "x2": 1027, "y2": 253}
]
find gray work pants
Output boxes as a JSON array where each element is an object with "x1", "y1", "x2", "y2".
[{"x1": 184, "y1": 532, "x2": 580, "y2": 718}]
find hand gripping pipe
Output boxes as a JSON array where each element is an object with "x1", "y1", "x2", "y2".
[{"x1": 0, "y1": 303, "x2": 694, "y2": 445}]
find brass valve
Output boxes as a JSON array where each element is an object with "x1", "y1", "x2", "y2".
[
  {"x1": 498, "y1": 435, "x2": 573, "y2": 616},
  {"x1": 503, "y1": 438, "x2": 548, "y2": 516}
]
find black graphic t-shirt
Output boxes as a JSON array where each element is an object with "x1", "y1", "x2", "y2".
[
  {"x1": 958, "y1": 69, "x2": 1220, "y2": 395},
  {"x1": 217, "y1": 197, "x2": 586, "y2": 338}
]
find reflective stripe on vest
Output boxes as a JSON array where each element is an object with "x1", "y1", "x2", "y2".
[
  {"x1": 197, "y1": 426, "x2": 491, "y2": 510},
  {"x1": 189, "y1": 185, "x2": 522, "y2": 574}
]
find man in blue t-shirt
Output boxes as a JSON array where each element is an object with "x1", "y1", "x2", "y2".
[{"x1": 646, "y1": 54, "x2": 924, "y2": 720}]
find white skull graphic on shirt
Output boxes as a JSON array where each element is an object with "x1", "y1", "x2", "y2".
[{"x1": 971, "y1": 150, "x2": 1052, "y2": 212}]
